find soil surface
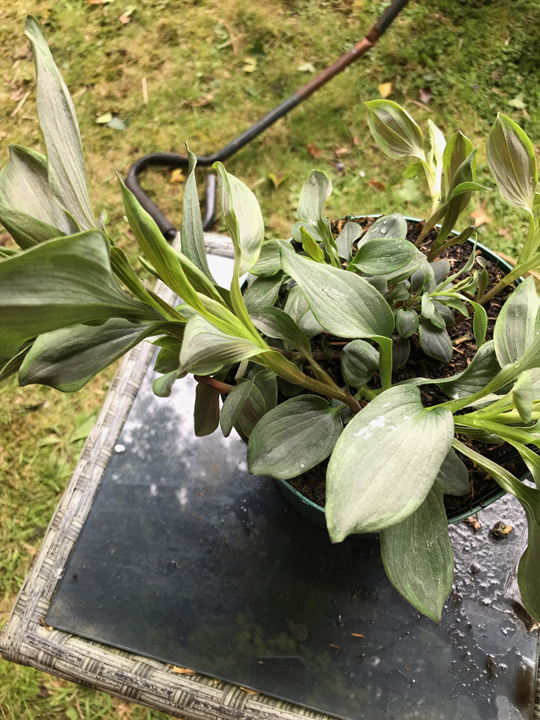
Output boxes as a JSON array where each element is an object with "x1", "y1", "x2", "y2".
[{"x1": 284, "y1": 216, "x2": 528, "y2": 518}]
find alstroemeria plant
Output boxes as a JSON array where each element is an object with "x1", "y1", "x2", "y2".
[{"x1": 1, "y1": 18, "x2": 539, "y2": 623}]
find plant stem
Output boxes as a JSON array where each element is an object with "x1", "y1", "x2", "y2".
[
  {"x1": 194, "y1": 375, "x2": 234, "y2": 394},
  {"x1": 477, "y1": 252, "x2": 540, "y2": 305}
]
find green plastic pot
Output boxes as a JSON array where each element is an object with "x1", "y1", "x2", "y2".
[{"x1": 270, "y1": 217, "x2": 526, "y2": 534}]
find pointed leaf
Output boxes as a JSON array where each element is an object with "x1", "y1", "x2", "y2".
[
  {"x1": 0, "y1": 231, "x2": 157, "y2": 361},
  {"x1": 350, "y1": 238, "x2": 419, "y2": 275},
  {"x1": 418, "y1": 320, "x2": 453, "y2": 362},
  {"x1": 0, "y1": 206, "x2": 65, "y2": 249},
  {"x1": 300, "y1": 225, "x2": 325, "y2": 263},
  {"x1": 283, "y1": 284, "x2": 324, "y2": 339},
  {"x1": 487, "y1": 113, "x2": 537, "y2": 213},
  {"x1": 25, "y1": 17, "x2": 94, "y2": 229},
  {"x1": 250, "y1": 307, "x2": 311, "y2": 355},
  {"x1": 194, "y1": 382, "x2": 220, "y2": 436},
  {"x1": 470, "y1": 300, "x2": 488, "y2": 348},
  {"x1": 181, "y1": 146, "x2": 215, "y2": 281},
  {"x1": 336, "y1": 222, "x2": 362, "y2": 261},
  {"x1": 250, "y1": 239, "x2": 282, "y2": 277},
  {"x1": 494, "y1": 276, "x2": 540, "y2": 366},
  {"x1": 381, "y1": 487, "x2": 454, "y2": 622},
  {"x1": 435, "y1": 448, "x2": 470, "y2": 496},
  {"x1": 214, "y1": 163, "x2": 264, "y2": 275},
  {"x1": 365, "y1": 100, "x2": 425, "y2": 161},
  {"x1": 358, "y1": 214, "x2": 408, "y2": 248},
  {"x1": 443, "y1": 131, "x2": 473, "y2": 188},
  {"x1": 513, "y1": 371, "x2": 534, "y2": 424},
  {"x1": 0, "y1": 145, "x2": 76, "y2": 245},
  {"x1": 248, "y1": 395, "x2": 342, "y2": 480},
  {"x1": 180, "y1": 315, "x2": 262, "y2": 375},
  {"x1": 280, "y1": 246, "x2": 394, "y2": 338},
  {"x1": 243, "y1": 273, "x2": 284, "y2": 311},
  {"x1": 326, "y1": 386, "x2": 454, "y2": 538},
  {"x1": 19, "y1": 319, "x2": 169, "y2": 391},
  {"x1": 297, "y1": 170, "x2": 332, "y2": 226}
]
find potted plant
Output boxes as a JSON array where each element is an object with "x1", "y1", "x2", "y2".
[{"x1": 1, "y1": 18, "x2": 539, "y2": 625}]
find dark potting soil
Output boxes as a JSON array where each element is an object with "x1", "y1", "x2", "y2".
[{"x1": 286, "y1": 216, "x2": 528, "y2": 518}]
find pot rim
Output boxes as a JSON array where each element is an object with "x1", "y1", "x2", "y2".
[{"x1": 275, "y1": 214, "x2": 528, "y2": 528}]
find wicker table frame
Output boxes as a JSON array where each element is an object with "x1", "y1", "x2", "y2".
[{"x1": 2, "y1": 234, "x2": 539, "y2": 720}]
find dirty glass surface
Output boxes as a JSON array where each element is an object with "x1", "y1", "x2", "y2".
[{"x1": 48, "y1": 259, "x2": 538, "y2": 720}]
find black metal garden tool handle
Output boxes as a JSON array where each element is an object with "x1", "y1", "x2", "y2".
[{"x1": 125, "y1": 0, "x2": 409, "y2": 241}]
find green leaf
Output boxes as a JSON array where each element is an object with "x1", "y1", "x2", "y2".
[
  {"x1": 279, "y1": 245, "x2": 394, "y2": 339},
  {"x1": 358, "y1": 215, "x2": 408, "y2": 249},
  {"x1": 243, "y1": 273, "x2": 284, "y2": 311},
  {"x1": 0, "y1": 145, "x2": 77, "y2": 246},
  {"x1": 250, "y1": 239, "x2": 282, "y2": 277},
  {"x1": 443, "y1": 131, "x2": 473, "y2": 189},
  {"x1": 454, "y1": 438, "x2": 540, "y2": 623},
  {"x1": 19, "y1": 318, "x2": 169, "y2": 391},
  {"x1": 25, "y1": 17, "x2": 95, "y2": 229},
  {"x1": 194, "y1": 382, "x2": 220, "y2": 436},
  {"x1": 119, "y1": 176, "x2": 204, "y2": 312},
  {"x1": 180, "y1": 315, "x2": 263, "y2": 375},
  {"x1": 214, "y1": 163, "x2": 265, "y2": 275},
  {"x1": 513, "y1": 371, "x2": 534, "y2": 424},
  {"x1": 181, "y1": 146, "x2": 215, "y2": 282},
  {"x1": 381, "y1": 486, "x2": 454, "y2": 622},
  {"x1": 282, "y1": 285, "x2": 324, "y2": 339},
  {"x1": 487, "y1": 113, "x2": 537, "y2": 214},
  {"x1": 247, "y1": 394, "x2": 342, "y2": 479},
  {"x1": 0, "y1": 344, "x2": 32, "y2": 383},
  {"x1": 220, "y1": 379, "x2": 266, "y2": 438},
  {"x1": 336, "y1": 222, "x2": 362, "y2": 261},
  {"x1": 365, "y1": 100, "x2": 425, "y2": 161},
  {"x1": 153, "y1": 369, "x2": 182, "y2": 397},
  {"x1": 425, "y1": 119, "x2": 446, "y2": 202},
  {"x1": 154, "y1": 339, "x2": 182, "y2": 374},
  {"x1": 250, "y1": 307, "x2": 311, "y2": 355},
  {"x1": 0, "y1": 231, "x2": 157, "y2": 361},
  {"x1": 396, "y1": 308, "x2": 419, "y2": 338},
  {"x1": 418, "y1": 320, "x2": 453, "y2": 362},
  {"x1": 326, "y1": 386, "x2": 454, "y2": 538},
  {"x1": 250, "y1": 367, "x2": 278, "y2": 411},
  {"x1": 494, "y1": 276, "x2": 540, "y2": 367},
  {"x1": 341, "y1": 340, "x2": 379, "y2": 388},
  {"x1": 349, "y1": 238, "x2": 419, "y2": 275},
  {"x1": 438, "y1": 340, "x2": 501, "y2": 398},
  {"x1": 470, "y1": 300, "x2": 488, "y2": 348},
  {"x1": 300, "y1": 225, "x2": 325, "y2": 263},
  {"x1": 435, "y1": 448, "x2": 470, "y2": 496},
  {"x1": 297, "y1": 170, "x2": 332, "y2": 227},
  {"x1": 0, "y1": 206, "x2": 65, "y2": 250}
]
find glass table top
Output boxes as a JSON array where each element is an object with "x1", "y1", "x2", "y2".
[{"x1": 47, "y1": 257, "x2": 539, "y2": 720}]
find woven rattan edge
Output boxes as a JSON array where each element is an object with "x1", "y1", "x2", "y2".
[{"x1": 0, "y1": 234, "x2": 336, "y2": 720}]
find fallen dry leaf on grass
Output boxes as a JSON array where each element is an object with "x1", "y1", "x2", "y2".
[
  {"x1": 368, "y1": 179, "x2": 386, "y2": 192},
  {"x1": 335, "y1": 147, "x2": 349, "y2": 157},
  {"x1": 378, "y1": 82, "x2": 393, "y2": 98},
  {"x1": 471, "y1": 208, "x2": 491, "y2": 227},
  {"x1": 306, "y1": 142, "x2": 323, "y2": 159},
  {"x1": 170, "y1": 169, "x2": 186, "y2": 184}
]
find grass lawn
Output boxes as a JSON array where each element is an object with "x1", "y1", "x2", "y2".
[{"x1": 1, "y1": 0, "x2": 539, "y2": 718}]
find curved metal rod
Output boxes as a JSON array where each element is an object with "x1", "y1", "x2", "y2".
[{"x1": 125, "y1": 0, "x2": 409, "y2": 240}]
